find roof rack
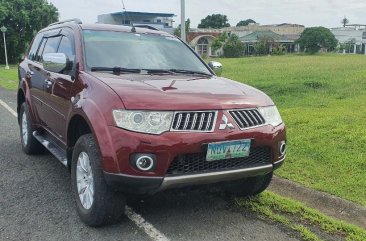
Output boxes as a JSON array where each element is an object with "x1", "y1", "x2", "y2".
[{"x1": 48, "y1": 18, "x2": 82, "y2": 27}]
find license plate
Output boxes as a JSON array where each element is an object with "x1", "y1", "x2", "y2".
[{"x1": 206, "y1": 139, "x2": 251, "y2": 162}]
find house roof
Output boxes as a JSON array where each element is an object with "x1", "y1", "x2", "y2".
[
  {"x1": 240, "y1": 30, "x2": 282, "y2": 42},
  {"x1": 111, "y1": 11, "x2": 175, "y2": 18},
  {"x1": 239, "y1": 31, "x2": 301, "y2": 43}
]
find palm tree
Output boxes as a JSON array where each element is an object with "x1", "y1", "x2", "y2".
[{"x1": 341, "y1": 17, "x2": 349, "y2": 27}]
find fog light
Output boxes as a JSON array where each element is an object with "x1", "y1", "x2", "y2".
[
  {"x1": 132, "y1": 154, "x2": 156, "y2": 172},
  {"x1": 279, "y1": 141, "x2": 286, "y2": 156}
]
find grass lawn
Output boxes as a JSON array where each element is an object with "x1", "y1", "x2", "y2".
[
  {"x1": 237, "y1": 191, "x2": 366, "y2": 241},
  {"x1": 217, "y1": 54, "x2": 366, "y2": 206},
  {"x1": 0, "y1": 65, "x2": 18, "y2": 90}
]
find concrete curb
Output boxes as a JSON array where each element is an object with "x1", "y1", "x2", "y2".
[{"x1": 269, "y1": 176, "x2": 366, "y2": 229}]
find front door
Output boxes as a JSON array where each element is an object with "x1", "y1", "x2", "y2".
[{"x1": 41, "y1": 32, "x2": 76, "y2": 143}]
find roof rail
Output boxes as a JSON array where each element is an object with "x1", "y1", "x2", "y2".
[
  {"x1": 133, "y1": 25, "x2": 159, "y2": 31},
  {"x1": 48, "y1": 18, "x2": 82, "y2": 27}
]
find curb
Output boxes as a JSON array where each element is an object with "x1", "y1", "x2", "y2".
[{"x1": 269, "y1": 176, "x2": 366, "y2": 229}]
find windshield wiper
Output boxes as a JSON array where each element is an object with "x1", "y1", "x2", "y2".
[
  {"x1": 143, "y1": 69, "x2": 176, "y2": 75},
  {"x1": 168, "y1": 69, "x2": 212, "y2": 77},
  {"x1": 91, "y1": 67, "x2": 141, "y2": 74}
]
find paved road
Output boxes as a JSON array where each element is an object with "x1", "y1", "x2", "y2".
[{"x1": 0, "y1": 88, "x2": 299, "y2": 241}]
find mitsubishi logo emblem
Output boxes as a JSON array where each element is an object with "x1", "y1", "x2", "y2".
[{"x1": 219, "y1": 115, "x2": 235, "y2": 130}]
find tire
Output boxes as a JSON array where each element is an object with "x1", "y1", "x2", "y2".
[
  {"x1": 19, "y1": 103, "x2": 45, "y2": 154},
  {"x1": 225, "y1": 172, "x2": 273, "y2": 197},
  {"x1": 71, "y1": 134, "x2": 126, "y2": 227}
]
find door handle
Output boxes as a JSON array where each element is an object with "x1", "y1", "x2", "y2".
[
  {"x1": 45, "y1": 79, "x2": 53, "y2": 87},
  {"x1": 26, "y1": 71, "x2": 34, "y2": 79}
]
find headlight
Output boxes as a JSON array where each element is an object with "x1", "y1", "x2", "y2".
[
  {"x1": 258, "y1": 106, "x2": 283, "y2": 127},
  {"x1": 112, "y1": 110, "x2": 174, "y2": 135}
]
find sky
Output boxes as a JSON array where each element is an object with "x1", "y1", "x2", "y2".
[{"x1": 48, "y1": 0, "x2": 366, "y2": 28}]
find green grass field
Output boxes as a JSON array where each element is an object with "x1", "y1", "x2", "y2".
[
  {"x1": 217, "y1": 54, "x2": 366, "y2": 206},
  {"x1": 1, "y1": 55, "x2": 365, "y2": 206},
  {"x1": 0, "y1": 65, "x2": 18, "y2": 90}
]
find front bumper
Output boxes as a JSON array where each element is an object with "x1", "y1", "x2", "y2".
[
  {"x1": 104, "y1": 156, "x2": 285, "y2": 194},
  {"x1": 101, "y1": 115, "x2": 286, "y2": 194}
]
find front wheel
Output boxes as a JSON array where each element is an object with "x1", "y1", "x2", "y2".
[
  {"x1": 224, "y1": 172, "x2": 273, "y2": 197},
  {"x1": 71, "y1": 134, "x2": 126, "y2": 227}
]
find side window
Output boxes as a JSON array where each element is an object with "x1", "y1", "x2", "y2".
[
  {"x1": 28, "y1": 34, "x2": 43, "y2": 61},
  {"x1": 58, "y1": 36, "x2": 75, "y2": 62},
  {"x1": 57, "y1": 36, "x2": 75, "y2": 76},
  {"x1": 42, "y1": 36, "x2": 62, "y2": 58}
]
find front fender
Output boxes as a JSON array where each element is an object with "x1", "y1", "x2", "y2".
[{"x1": 68, "y1": 99, "x2": 121, "y2": 173}]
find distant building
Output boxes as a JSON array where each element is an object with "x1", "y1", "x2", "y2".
[
  {"x1": 188, "y1": 23, "x2": 304, "y2": 57},
  {"x1": 240, "y1": 30, "x2": 300, "y2": 55},
  {"x1": 187, "y1": 30, "x2": 221, "y2": 57},
  {"x1": 222, "y1": 23, "x2": 305, "y2": 37},
  {"x1": 330, "y1": 25, "x2": 366, "y2": 54},
  {"x1": 97, "y1": 11, "x2": 176, "y2": 33}
]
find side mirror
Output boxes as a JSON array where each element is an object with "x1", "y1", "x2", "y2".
[
  {"x1": 43, "y1": 53, "x2": 68, "y2": 73},
  {"x1": 208, "y1": 61, "x2": 223, "y2": 76}
]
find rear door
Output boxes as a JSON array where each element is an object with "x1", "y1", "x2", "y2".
[{"x1": 25, "y1": 32, "x2": 61, "y2": 126}]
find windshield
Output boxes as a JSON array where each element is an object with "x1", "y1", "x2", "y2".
[{"x1": 83, "y1": 30, "x2": 211, "y2": 74}]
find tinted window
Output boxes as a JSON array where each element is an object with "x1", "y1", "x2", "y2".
[
  {"x1": 42, "y1": 36, "x2": 61, "y2": 57},
  {"x1": 28, "y1": 34, "x2": 43, "y2": 61},
  {"x1": 57, "y1": 36, "x2": 75, "y2": 76},
  {"x1": 83, "y1": 30, "x2": 210, "y2": 74},
  {"x1": 58, "y1": 36, "x2": 75, "y2": 61}
]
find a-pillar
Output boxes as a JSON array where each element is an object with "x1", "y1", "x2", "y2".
[{"x1": 353, "y1": 44, "x2": 357, "y2": 54}]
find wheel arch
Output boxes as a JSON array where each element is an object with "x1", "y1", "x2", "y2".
[
  {"x1": 17, "y1": 89, "x2": 26, "y2": 124},
  {"x1": 66, "y1": 104, "x2": 120, "y2": 173}
]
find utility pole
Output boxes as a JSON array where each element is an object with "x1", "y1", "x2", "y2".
[
  {"x1": 181, "y1": 0, "x2": 186, "y2": 42},
  {"x1": 1, "y1": 26, "x2": 9, "y2": 70}
]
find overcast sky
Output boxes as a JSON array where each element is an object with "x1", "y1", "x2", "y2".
[{"x1": 48, "y1": 0, "x2": 366, "y2": 28}]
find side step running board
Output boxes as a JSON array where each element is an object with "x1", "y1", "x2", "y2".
[{"x1": 33, "y1": 131, "x2": 68, "y2": 167}]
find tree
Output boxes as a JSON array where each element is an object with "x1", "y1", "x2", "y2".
[
  {"x1": 0, "y1": 0, "x2": 59, "y2": 64},
  {"x1": 236, "y1": 19, "x2": 256, "y2": 27},
  {"x1": 211, "y1": 32, "x2": 228, "y2": 55},
  {"x1": 198, "y1": 14, "x2": 230, "y2": 29},
  {"x1": 174, "y1": 18, "x2": 190, "y2": 40},
  {"x1": 222, "y1": 34, "x2": 244, "y2": 58},
  {"x1": 341, "y1": 17, "x2": 349, "y2": 27},
  {"x1": 296, "y1": 27, "x2": 338, "y2": 54},
  {"x1": 254, "y1": 37, "x2": 275, "y2": 55}
]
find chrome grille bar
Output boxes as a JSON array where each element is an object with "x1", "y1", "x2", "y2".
[
  {"x1": 198, "y1": 113, "x2": 205, "y2": 130},
  {"x1": 183, "y1": 114, "x2": 190, "y2": 130}
]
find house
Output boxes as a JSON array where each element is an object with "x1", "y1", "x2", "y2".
[
  {"x1": 187, "y1": 30, "x2": 221, "y2": 57},
  {"x1": 240, "y1": 30, "x2": 300, "y2": 55},
  {"x1": 97, "y1": 11, "x2": 176, "y2": 33},
  {"x1": 330, "y1": 25, "x2": 366, "y2": 54}
]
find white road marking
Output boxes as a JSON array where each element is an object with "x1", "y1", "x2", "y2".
[
  {"x1": 0, "y1": 99, "x2": 17, "y2": 117},
  {"x1": 0, "y1": 99, "x2": 170, "y2": 241},
  {"x1": 125, "y1": 206, "x2": 170, "y2": 241}
]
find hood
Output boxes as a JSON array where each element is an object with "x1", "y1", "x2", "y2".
[{"x1": 90, "y1": 73, "x2": 274, "y2": 110}]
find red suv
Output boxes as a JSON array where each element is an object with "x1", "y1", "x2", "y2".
[{"x1": 18, "y1": 19, "x2": 286, "y2": 226}]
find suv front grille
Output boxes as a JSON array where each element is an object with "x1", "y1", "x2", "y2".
[
  {"x1": 229, "y1": 109, "x2": 265, "y2": 129},
  {"x1": 171, "y1": 111, "x2": 217, "y2": 132},
  {"x1": 166, "y1": 147, "x2": 272, "y2": 176}
]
